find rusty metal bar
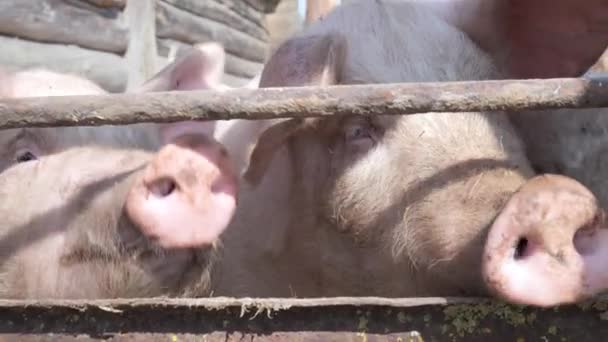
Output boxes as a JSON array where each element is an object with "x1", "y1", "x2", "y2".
[
  {"x1": 0, "y1": 297, "x2": 606, "y2": 341},
  {"x1": 0, "y1": 77, "x2": 607, "y2": 129}
]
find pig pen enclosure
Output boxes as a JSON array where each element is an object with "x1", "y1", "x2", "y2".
[
  {"x1": 2, "y1": 73, "x2": 608, "y2": 342},
  {"x1": 2, "y1": 0, "x2": 608, "y2": 341}
]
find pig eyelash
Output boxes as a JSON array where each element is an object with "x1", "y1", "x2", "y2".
[{"x1": 347, "y1": 126, "x2": 367, "y2": 139}]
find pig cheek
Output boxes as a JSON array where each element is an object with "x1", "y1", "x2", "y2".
[{"x1": 325, "y1": 155, "x2": 383, "y2": 235}]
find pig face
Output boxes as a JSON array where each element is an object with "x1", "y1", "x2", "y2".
[
  {"x1": 0, "y1": 131, "x2": 237, "y2": 299},
  {"x1": 243, "y1": 111, "x2": 535, "y2": 298},
  {"x1": 240, "y1": 0, "x2": 608, "y2": 306}
]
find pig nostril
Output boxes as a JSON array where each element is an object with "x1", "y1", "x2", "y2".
[
  {"x1": 211, "y1": 182, "x2": 223, "y2": 194},
  {"x1": 210, "y1": 178, "x2": 230, "y2": 194},
  {"x1": 574, "y1": 228, "x2": 597, "y2": 256},
  {"x1": 514, "y1": 237, "x2": 529, "y2": 260},
  {"x1": 148, "y1": 177, "x2": 177, "y2": 198}
]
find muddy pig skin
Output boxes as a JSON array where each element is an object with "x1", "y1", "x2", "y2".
[
  {"x1": 0, "y1": 131, "x2": 237, "y2": 299},
  {"x1": 211, "y1": 0, "x2": 608, "y2": 307}
]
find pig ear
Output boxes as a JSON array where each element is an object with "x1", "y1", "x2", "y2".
[
  {"x1": 482, "y1": 174, "x2": 608, "y2": 307},
  {"x1": 243, "y1": 33, "x2": 345, "y2": 185},
  {"x1": 585, "y1": 48, "x2": 608, "y2": 75},
  {"x1": 135, "y1": 42, "x2": 226, "y2": 93},
  {"x1": 135, "y1": 42, "x2": 225, "y2": 144},
  {"x1": 259, "y1": 33, "x2": 346, "y2": 87},
  {"x1": 242, "y1": 118, "x2": 308, "y2": 186}
]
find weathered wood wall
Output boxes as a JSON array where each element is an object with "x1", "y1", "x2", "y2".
[
  {"x1": 0, "y1": 0, "x2": 295, "y2": 92},
  {"x1": 265, "y1": 0, "x2": 302, "y2": 52}
]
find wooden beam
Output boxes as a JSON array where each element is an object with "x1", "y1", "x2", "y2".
[
  {"x1": 0, "y1": 0, "x2": 128, "y2": 54},
  {"x1": 125, "y1": 0, "x2": 159, "y2": 90},
  {"x1": 0, "y1": 296, "x2": 605, "y2": 341},
  {"x1": 305, "y1": 0, "x2": 338, "y2": 24}
]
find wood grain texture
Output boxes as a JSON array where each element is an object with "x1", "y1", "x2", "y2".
[{"x1": 0, "y1": 0, "x2": 128, "y2": 54}]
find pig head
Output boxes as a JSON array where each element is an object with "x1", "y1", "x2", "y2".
[
  {"x1": 0, "y1": 42, "x2": 247, "y2": 299},
  {"x1": 0, "y1": 129, "x2": 237, "y2": 299},
  {"x1": 215, "y1": 0, "x2": 608, "y2": 307}
]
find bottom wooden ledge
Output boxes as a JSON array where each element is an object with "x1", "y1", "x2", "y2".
[{"x1": 0, "y1": 297, "x2": 605, "y2": 341}]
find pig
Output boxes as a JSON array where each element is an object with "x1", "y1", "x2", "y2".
[
  {"x1": 446, "y1": 0, "x2": 608, "y2": 224},
  {"x1": 0, "y1": 42, "x2": 267, "y2": 299},
  {"x1": 442, "y1": 0, "x2": 608, "y2": 211},
  {"x1": 426, "y1": 0, "x2": 608, "y2": 79},
  {"x1": 210, "y1": 0, "x2": 608, "y2": 307},
  {"x1": 0, "y1": 129, "x2": 238, "y2": 299}
]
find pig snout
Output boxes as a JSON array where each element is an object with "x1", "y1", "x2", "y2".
[
  {"x1": 482, "y1": 174, "x2": 608, "y2": 307},
  {"x1": 125, "y1": 134, "x2": 238, "y2": 249}
]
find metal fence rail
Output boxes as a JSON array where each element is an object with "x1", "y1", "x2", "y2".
[{"x1": 0, "y1": 77, "x2": 607, "y2": 129}]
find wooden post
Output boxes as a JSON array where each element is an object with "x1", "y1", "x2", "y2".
[
  {"x1": 124, "y1": 0, "x2": 158, "y2": 91},
  {"x1": 305, "y1": 0, "x2": 338, "y2": 24}
]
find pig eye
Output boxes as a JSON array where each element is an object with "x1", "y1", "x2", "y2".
[
  {"x1": 347, "y1": 126, "x2": 367, "y2": 140},
  {"x1": 15, "y1": 150, "x2": 38, "y2": 163},
  {"x1": 344, "y1": 121, "x2": 376, "y2": 145}
]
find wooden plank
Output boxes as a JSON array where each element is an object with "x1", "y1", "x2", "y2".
[
  {"x1": 156, "y1": 38, "x2": 264, "y2": 78},
  {"x1": 125, "y1": 0, "x2": 159, "y2": 90},
  {"x1": 81, "y1": 0, "x2": 126, "y2": 9},
  {"x1": 162, "y1": 0, "x2": 270, "y2": 42},
  {"x1": 243, "y1": 0, "x2": 282, "y2": 13},
  {"x1": 221, "y1": 72, "x2": 255, "y2": 87},
  {"x1": 0, "y1": 297, "x2": 605, "y2": 341},
  {"x1": 0, "y1": 0, "x2": 128, "y2": 54},
  {"x1": 265, "y1": 0, "x2": 303, "y2": 52},
  {"x1": 0, "y1": 35, "x2": 127, "y2": 93},
  {"x1": 63, "y1": 0, "x2": 125, "y2": 16},
  {"x1": 305, "y1": 0, "x2": 338, "y2": 24},
  {"x1": 156, "y1": 1, "x2": 268, "y2": 63},
  {"x1": 0, "y1": 77, "x2": 607, "y2": 129},
  {"x1": 210, "y1": 0, "x2": 267, "y2": 31}
]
